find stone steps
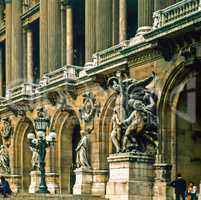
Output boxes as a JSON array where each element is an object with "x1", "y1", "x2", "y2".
[{"x1": 1, "y1": 193, "x2": 107, "y2": 200}]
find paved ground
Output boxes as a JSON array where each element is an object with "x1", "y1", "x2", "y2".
[{"x1": 0, "y1": 193, "x2": 107, "y2": 200}]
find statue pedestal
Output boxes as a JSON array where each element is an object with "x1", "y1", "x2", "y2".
[
  {"x1": 46, "y1": 173, "x2": 59, "y2": 194},
  {"x1": 29, "y1": 171, "x2": 41, "y2": 193},
  {"x1": 73, "y1": 168, "x2": 93, "y2": 195},
  {"x1": 106, "y1": 152, "x2": 155, "y2": 200}
]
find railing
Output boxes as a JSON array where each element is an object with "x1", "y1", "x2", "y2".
[
  {"x1": 3, "y1": 65, "x2": 81, "y2": 101},
  {"x1": 153, "y1": 0, "x2": 201, "y2": 29},
  {"x1": 6, "y1": 83, "x2": 39, "y2": 99},
  {"x1": 39, "y1": 65, "x2": 80, "y2": 87},
  {"x1": 93, "y1": 41, "x2": 129, "y2": 66},
  {"x1": 23, "y1": 0, "x2": 40, "y2": 13}
]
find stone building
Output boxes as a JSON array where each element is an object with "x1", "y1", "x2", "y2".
[{"x1": 0, "y1": 0, "x2": 200, "y2": 199}]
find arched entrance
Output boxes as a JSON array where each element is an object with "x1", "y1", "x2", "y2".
[
  {"x1": 99, "y1": 93, "x2": 116, "y2": 169},
  {"x1": 159, "y1": 63, "x2": 201, "y2": 188},
  {"x1": 52, "y1": 111, "x2": 80, "y2": 194},
  {"x1": 176, "y1": 70, "x2": 201, "y2": 186},
  {"x1": 14, "y1": 117, "x2": 34, "y2": 192}
]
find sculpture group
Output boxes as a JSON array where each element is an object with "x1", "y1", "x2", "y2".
[{"x1": 108, "y1": 71, "x2": 158, "y2": 153}]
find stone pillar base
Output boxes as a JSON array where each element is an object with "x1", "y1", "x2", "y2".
[
  {"x1": 198, "y1": 181, "x2": 201, "y2": 200},
  {"x1": 29, "y1": 171, "x2": 41, "y2": 193},
  {"x1": 91, "y1": 169, "x2": 108, "y2": 196},
  {"x1": 73, "y1": 168, "x2": 92, "y2": 195},
  {"x1": 4, "y1": 174, "x2": 22, "y2": 193},
  {"x1": 106, "y1": 152, "x2": 155, "y2": 200},
  {"x1": 136, "y1": 26, "x2": 152, "y2": 36},
  {"x1": 153, "y1": 163, "x2": 172, "y2": 200},
  {"x1": 46, "y1": 173, "x2": 59, "y2": 194}
]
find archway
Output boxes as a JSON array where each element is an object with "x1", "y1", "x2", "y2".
[
  {"x1": 14, "y1": 117, "x2": 34, "y2": 192},
  {"x1": 176, "y1": 70, "x2": 201, "y2": 186},
  {"x1": 158, "y1": 62, "x2": 201, "y2": 187},
  {"x1": 98, "y1": 93, "x2": 116, "y2": 169},
  {"x1": 52, "y1": 111, "x2": 80, "y2": 194}
]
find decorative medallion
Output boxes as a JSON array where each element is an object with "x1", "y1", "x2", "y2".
[
  {"x1": 0, "y1": 118, "x2": 13, "y2": 139},
  {"x1": 79, "y1": 91, "x2": 100, "y2": 123}
]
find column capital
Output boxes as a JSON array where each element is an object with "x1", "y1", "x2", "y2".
[{"x1": 23, "y1": 22, "x2": 32, "y2": 31}]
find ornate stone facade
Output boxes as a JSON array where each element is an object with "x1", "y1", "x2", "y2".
[{"x1": 0, "y1": 0, "x2": 200, "y2": 199}]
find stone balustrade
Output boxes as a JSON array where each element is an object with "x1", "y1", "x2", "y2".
[
  {"x1": 2, "y1": 65, "x2": 80, "y2": 103},
  {"x1": 93, "y1": 41, "x2": 129, "y2": 66},
  {"x1": 44, "y1": 65, "x2": 79, "y2": 84},
  {"x1": 153, "y1": 0, "x2": 201, "y2": 29},
  {"x1": 6, "y1": 83, "x2": 39, "y2": 99}
]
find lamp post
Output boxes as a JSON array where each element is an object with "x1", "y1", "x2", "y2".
[{"x1": 27, "y1": 106, "x2": 56, "y2": 193}]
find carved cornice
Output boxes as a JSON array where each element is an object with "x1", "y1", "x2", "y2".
[{"x1": 128, "y1": 48, "x2": 161, "y2": 67}]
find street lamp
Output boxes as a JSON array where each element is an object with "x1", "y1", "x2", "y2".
[{"x1": 27, "y1": 106, "x2": 56, "y2": 193}]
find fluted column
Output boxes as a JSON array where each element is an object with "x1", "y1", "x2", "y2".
[
  {"x1": 96, "y1": 0, "x2": 112, "y2": 52},
  {"x1": 5, "y1": 1, "x2": 12, "y2": 88},
  {"x1": 85, "y1": 0, "x2": 96, "y2": 63},
  {"x1": 112, "y1": 0, "x2": 119, "y2": 45},
  {"x1": 27, "y1": 27, "x2": 33, "y2": 83},
  {"x1": 119, "y1": 0, "x2": 127, "y2": 42},
  {"x1": 48, "y1": 0, "x2": 61, "y2": 72},
  {"x1": 11, "y1": 0, "x2": 23, "y2": 85},
  {"x1": 40, "y1": 0, "x2": 48, "y2": 76},
  {"x1": 0, "y1": 47, "x2": 2, "y2": 96},
  {"x1": 137, "y1": 0, "x2": 154, "y2": 35},
  {"x1": 61, "y1": 1, "x2": 66, "y2": 66},
  {"x1": 66, "y1": 3, "x2": 73, "y2": 65}
]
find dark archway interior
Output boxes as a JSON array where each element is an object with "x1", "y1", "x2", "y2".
[
  {"x1": 176, "y1": 69, "x2": 201, "y2": 186},
  {"x1": 58, "y1": 114, "x2": 80, "y2": 194}
]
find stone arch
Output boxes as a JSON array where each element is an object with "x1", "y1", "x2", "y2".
[
  {"x1": 158, "y1": 62, "x2": 200, "y2": 178},
  {"x1": 98, "y1": 93, "x2": 116, "y2": 169},
  {"x1": 13, "y1": 116, "x2": 34, "y2": 192},
  {"x1": 50, "y1": 110, "x2": 80, "y2": 194}
]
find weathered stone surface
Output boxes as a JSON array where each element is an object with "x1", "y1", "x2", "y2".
[
  {"x1": 106, "y1": 152, "x2": 155, "y2": 200},
  {"x1": 73, "y1": 168, "x2": 93, "y2": 195},
  {"x1": 29, "y1": 171, "x2": 40, "y2": 193}
]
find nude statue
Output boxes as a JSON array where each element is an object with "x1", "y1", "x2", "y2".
[
  {"x1": 111, "y1": 107, "x2": 122, "y2": 153},
  {"x1": 122, "y1": 100, "x2": 146, "y2": 152}
]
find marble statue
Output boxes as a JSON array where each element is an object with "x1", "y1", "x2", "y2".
[
  {"x1": 122, "y1": 100, "x2": 146, "y2": 152},
  {"x1": 29, "y1": 139, "x2": 39, "y2": 170},
  {"x1": 0, "y1": 145, "x2": 10, "y2": 173},
  {"x1": 75, "y1": 130, "x2": 91, "y2": 169},
  {"x1": 111, "y1": 107, "x2": 122, "y2": 153},
  {"x1": 108, "y1": 71, "x2": 158, "y2": 152}
]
